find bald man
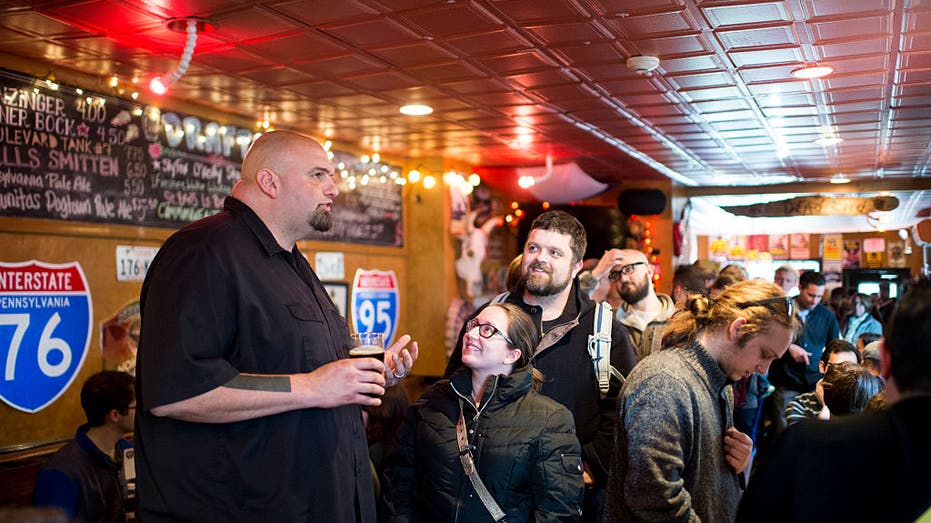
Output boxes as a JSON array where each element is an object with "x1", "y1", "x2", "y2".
[
  {"x1": 589, "y1": 249, "x2": 676, "y2": 361},
  {"x1": 135, "y1": 131, "x2": 418, "y2": 523}
]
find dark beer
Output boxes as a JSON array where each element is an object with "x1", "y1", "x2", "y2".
[{"x1": 348, "y1": 344, "x2": 385, "y2": 362}]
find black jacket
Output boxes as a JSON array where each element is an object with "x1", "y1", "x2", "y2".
[
  {"x1": 444, "y1": 280, "x2": 637, "y2": 486},
  {"x1": 382, "y1": 367, "x2": 585, "y2": 522},
  {"x1": 738, "y1": 397, "x2": 931, "y2": 523}
]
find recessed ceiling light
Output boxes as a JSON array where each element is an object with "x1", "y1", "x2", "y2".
[
  {"x1": 399, "y1": 104, "x2": 433, "y2": 116},
  {"x1": 791, "y1": 65, "x2": 834, "y2": 79},
  {"x1": 815, "y1": 136, "x2": 843, "y2": 146},
  {"x1": 830, "y1": 174, "x2": 850, "y2": 184}
]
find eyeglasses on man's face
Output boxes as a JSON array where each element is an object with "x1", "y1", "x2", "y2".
[
  {"x1": 608, "y1": 262, "x2": 647, "y2": 281},
  {"x1": 465, "y1": 318, "x2": 514, "y2": 345},
  {"x1": 737, "y1": 295, "x2": 795, "y2": 319}
]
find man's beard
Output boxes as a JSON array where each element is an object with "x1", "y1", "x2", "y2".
[
  {"x1": 522, "y1": 263, "x2": 572, "y2": 297},
  {"x1": 620, "y1": 275, "x2": 650, "y2": 304},
  {"x1": 310, "y1": 207, "x2": 333, "y2": 231}
]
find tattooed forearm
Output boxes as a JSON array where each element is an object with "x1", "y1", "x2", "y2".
[{"x1": 224, "y1": 374, "x2": 291, "y2": 393}]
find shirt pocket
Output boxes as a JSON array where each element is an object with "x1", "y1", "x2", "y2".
[{"x1": 287, "y1": 302, "x2": 338, "y2": 370}]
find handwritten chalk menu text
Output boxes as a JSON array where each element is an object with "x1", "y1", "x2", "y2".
[
  {"x1": 0, "y1": 69, "x2": 404, "y2": 246},
  {"x1": 0, "y1": 69, "x2": 247, "y2": 227}
]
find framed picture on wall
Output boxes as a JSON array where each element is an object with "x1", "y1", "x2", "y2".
[{"x1": 323, "y1": 282, "x2": 348, "y2": 318}]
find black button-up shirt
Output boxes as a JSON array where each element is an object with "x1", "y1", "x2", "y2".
[{"x1": 136, "y1": 196, "x2": 373, "y2": 522}]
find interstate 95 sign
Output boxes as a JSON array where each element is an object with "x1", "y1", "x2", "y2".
[
  {"x1": 351, "y1": 269, "x2": 399, "y2": 347},
  {"x1": 0, "y1": 260, "x2": 92, "y2": 413}
]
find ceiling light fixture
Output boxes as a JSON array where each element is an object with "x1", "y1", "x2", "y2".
[
  {"x1": 399, "y1": 104, "x2": 433, "y2": 116},
  {"x1": 626, "y1": 55, "x2": 661, "y2": 76},
  {"x1": 791, "y1": 65, "x2": 834, "y2": 79},
  {"x1": 815, "y1": 135, "x2": 843, "y2": 146},
  {"x1": 830, "y1": 173, "x2": 850, "y2": 184},
  {"x1": 150, "y1": 17, "x2": 214, "y2": 95}
]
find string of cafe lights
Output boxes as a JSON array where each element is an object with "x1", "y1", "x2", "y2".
[{"x1": 13, "y1": 69, "x2": 521, "y2": 204}]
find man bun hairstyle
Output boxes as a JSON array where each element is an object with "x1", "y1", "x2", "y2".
[{"x1": 663, "y1": 279, "x2": 800, "y2": 350}]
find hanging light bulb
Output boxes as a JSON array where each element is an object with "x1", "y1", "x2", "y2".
[{"x1": 149, "y1": 17, "x2": 214, "y2": 95}]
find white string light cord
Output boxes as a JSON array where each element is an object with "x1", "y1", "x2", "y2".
[{"x1": 151, "y1": 19, "x2": 198, "y2": 94}]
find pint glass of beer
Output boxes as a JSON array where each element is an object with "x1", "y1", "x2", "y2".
[{"x1": 348, "y1": 332, "x2": 385, "y2": 362}]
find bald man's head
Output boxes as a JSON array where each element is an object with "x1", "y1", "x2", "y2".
[
  {"x1": 618, "y1": 249, "x2": 649, "y2": 264},
  {"x1": 612, "y1": 249, "x2": 654, "y2": 305},
  {"x1": 240, "y1": 130, "x2": 324, "y2": 185},
  {"x1": 231, "y1": 130, "x2": 338, "y2": 248}
]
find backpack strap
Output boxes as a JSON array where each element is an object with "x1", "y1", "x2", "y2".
[
  {"x1": 490, "y1": 291, "x2": 509, "y2": 304},
  {"x1": 588, "y1": 301, "x2": 623, "y2": 397}
]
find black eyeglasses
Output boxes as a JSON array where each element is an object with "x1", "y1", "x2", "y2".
[
  {"x1": 465, "y1": 318, "x2": 514, "y2": 345},
  {"x1": 737, "y1": 295, "x2": 795, "y2": 318},
  {"x1": 608, "y1": 262, "x2": 647, "y2": 281}
]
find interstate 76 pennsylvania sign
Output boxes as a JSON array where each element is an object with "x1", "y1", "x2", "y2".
[{"x1": 0, "y1": 260, "x2": 92, "y2": 413}]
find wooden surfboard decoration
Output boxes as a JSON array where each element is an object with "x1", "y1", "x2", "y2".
[{"x1": 723, "y1": 195, "x2": 899, "y2": 217}]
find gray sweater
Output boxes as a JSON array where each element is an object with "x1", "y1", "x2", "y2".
[{"x1": 604, "y1": 341, "x2": 742, "y2": 523}]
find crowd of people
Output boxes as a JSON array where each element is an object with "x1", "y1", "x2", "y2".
[{"x1": 28, "y1": 131, "x2": 930, "y2": 522}]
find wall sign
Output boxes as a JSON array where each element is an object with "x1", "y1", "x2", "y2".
[
  {"x1": 0, "y1": 68, "x2": 404, "y2": 246},
  {"x1": 0, "y1": 260, "x2": 92, "y2": 413},
  {"x1": 0, "y1": 68, "x2": 246, "y2": 228},
  {"x1": 115, "y1": 245, "x2": 158, "y2": 282},
  {"x1": 351, "y1": 269, "x2": 399, "y2": 347},
  {"x1": 314, "y1": 252, "x2": 345, "y2": 281}
]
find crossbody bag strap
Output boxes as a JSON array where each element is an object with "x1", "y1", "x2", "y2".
[{"x1": 456, "y1": 399, "x2": 506, "y2": 522}]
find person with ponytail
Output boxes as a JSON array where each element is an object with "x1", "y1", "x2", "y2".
[{"x1": 604, "y1": 279, "x2": 799, "y2": 523}]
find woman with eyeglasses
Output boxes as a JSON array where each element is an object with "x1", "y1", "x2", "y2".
[
  {"x1": 382, "y1": 303, "x2": 584, "y2": 522},
  {"x1": 604, "y1": 279, "x2": 799, "y2": 523}
]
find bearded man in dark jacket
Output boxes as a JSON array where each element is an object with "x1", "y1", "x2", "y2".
[{"x1": 445, "y1": 210, "x2": 637, "y2": 518}]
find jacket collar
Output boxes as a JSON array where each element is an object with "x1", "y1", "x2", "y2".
[
  {"x1": 74, "y1": 424, "x2": 129, "y2": 469},
  {"x1": 509, "y1": 277, "x2": 594, "y2": 321},
  {"x1": 618, "y1": 293, "x2": 676, "y2": 331},
  {"x1": 681, "y1": 341, "x2": 731, "y2": 393},
  {"x1": 449, "y1": 365, "x2": 533, "y2": 409}
]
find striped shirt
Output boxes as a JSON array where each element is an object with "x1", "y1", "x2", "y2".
[{"x1": 785, "y1": 391, "x2": 823, "y2": 426}]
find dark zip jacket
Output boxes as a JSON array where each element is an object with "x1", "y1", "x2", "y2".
[
  {"x1": 444, "y1": 280, "x2": 637, "y2": 485},
  {"x1": 382, "y1": 366, "x2": 585, "y2": 522}
]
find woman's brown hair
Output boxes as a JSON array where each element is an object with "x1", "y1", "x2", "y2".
[{"x1": 488, "y1": 302, "x2": 545, "y2": 390}]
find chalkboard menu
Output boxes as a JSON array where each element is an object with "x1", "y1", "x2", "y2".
[{"x1": 0, "y1": 68, "x2": 403, "y2": 246}]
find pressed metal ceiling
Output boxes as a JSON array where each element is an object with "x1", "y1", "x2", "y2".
[{"x1": 1, "y1": 0, "x2": 930, "y2": 228}]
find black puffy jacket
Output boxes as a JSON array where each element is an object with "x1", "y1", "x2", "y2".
[
  {"x1": 382, "y1": 366, "x2": 585, "y2": 522},
  {"x1": 444, "y1": 280, "x2": 637, "y2": 485}
]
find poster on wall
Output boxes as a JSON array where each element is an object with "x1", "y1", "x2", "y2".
[
  {"x1": 769, "y1": 234, "x2": 789, "y2": 260},
  {"x1": 746, "y1": 235, "x2": 768, "y2": 260},
  {"x1": 843, "y1": 240, "x2": 861, "y2": 269},
  {"x1": 790, "y1": 234, "x2": 810, "y2": 259},
  {"x1": 100, "y1": 300, "x2": 140, "y2": 376},
  {"x1": 822, "y1": 234, "x2": 843, "y2": 273},
  {"x1": 863, "y1": 238, "x2": 884, "y2": 268},
  {"x1": 351, "y1": 269, "x2": 399, "y2": 347},
  {"x1": 864, "y1": 251, "x2": 883, "y2": 268},
  {"x1": 887, "y1": 240, "x2": 906, "y2": 268},
  {"x1": 0, "y1": 260, "x2": 92, "y2": 413},
  {"x1": 727, "y1": 235, "x2": 747, "y2": 260}
]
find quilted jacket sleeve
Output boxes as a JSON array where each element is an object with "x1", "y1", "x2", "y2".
[
  {"x1": 380, "y1": 406, "x2": 419, "y2": 523},
  {"x1": 531, "y1": 405, "x2": 585, "y2": 522}
]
